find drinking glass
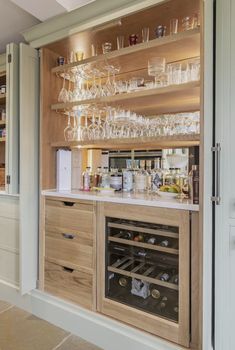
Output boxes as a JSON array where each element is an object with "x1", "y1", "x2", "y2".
[
  {"x1": 58, "y1": 74, "x2": 68, "y2": 103},
  {"x1": 117, "y1": 36, "x2": 124, "y2": 50},
  {"x1": 188, "y1": 60, "x2": 200, "y2": 81},
  {"x1": 64, "y1": 112, "x2": 73, "y2": 141},
  {"x1": 129, "y1": 34, "x2": 138, "y2": 46},
  {"x1": 91, "y1": 44, "x2": 98, "y2": 57},
  {"x1": 170, "y1": 18, "x2": 178, "y2": 35},
  {"x1": 75, "y1": 50, "x2": 84, "y2": 61},
  {"x1": 168, "y1": 63, "x2": 182, "y2": 85},
  {"x1": 148, "y1": 57, "x2": 166, "y2": 86},
  {"x1": 142, "y1": 28, "x2": 149, "y2": 42},
  {"x1": 155, "y1": 25, "x2": 167, "y2": 38},
  {"x1": 102, "y1": 42, "x2": 112, "y2": 54},
  {"x1": 182, "y1": 16, "x2": 195, "y2": 31}
]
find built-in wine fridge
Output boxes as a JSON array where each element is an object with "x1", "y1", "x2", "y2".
[{"x1": 97, "y1": 203, "x2": 191, "y2": 347}]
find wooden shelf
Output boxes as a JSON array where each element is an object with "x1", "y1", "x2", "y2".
[
  {"x1": 108, "y1": 222, "x2": 179, "y2": 239},
  {"x1": 0, "y1": 137, "x2": 6, "y2": 142},
  {"x1": 108, "y1": 260, "x2": 178, "y2": 291},
  {"x1": 51, "y1": 134, "x2": 200, "y2": 150},
  {"x1": 51, "y1": 81, "x2": 200, "y2": 115},
  {"x1": 108, "y1": 236, "x2": 179, "y2": 255},
  {"x1": 51, "y1": 29, "x2": 200, "y2": 76},
  {"x1": 0, "y1": 121, "x2": 6, "y2": 126}
]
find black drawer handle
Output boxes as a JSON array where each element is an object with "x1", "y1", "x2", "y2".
[
  {"x1": 62, "y1": 233, "x2": 75, "y2": 240},
  {"x1": 63, "y1": 201, "x2": 75, "y2": 207},
  {"x1": 62, "y1": 266, "x2": 74, "y2": 273}
]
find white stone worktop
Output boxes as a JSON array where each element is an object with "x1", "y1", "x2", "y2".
[{"x1": 42, "y1": 189, "x2": 199, "y2": 211}]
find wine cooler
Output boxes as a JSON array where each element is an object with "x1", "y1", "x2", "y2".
[{"x1": 97, "y1": 203, "x2": 190, "y2": 347}]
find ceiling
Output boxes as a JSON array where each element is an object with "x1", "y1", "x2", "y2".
[{"x1": 0, "y1": 0, "x2": 97, "y2": 54}]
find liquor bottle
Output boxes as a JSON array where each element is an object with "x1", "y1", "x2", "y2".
[
  {"x1": 134, "y1": 160, "x2": 147, "y2": 192},
  {"x1": 152, "y1": 158, "x2": 163, "y2": 191},
  {"x1": 189, "y1": 165, "x2": 199, "y2": 204},
  {"x1": 82, "y1": 167, "x2": 91, "y2": 191},
  {"x1": 123, "y1": 231, "x2": 132, "y2": 240},
  {"x1": 94, "y1": 166, "x2": 102, "y2": 187},
  {"x1": 110, "y1": 168, "x2": 122, "y2": 191},
  {"x1": 134, "y1": 234, "x2": 144, "y2": 242},
  {"x1": 122, "y1": 168, "x2": 133, "y2": 192},
  {"x1": 101, "y1": 167, "x2": 110, "y2": 188},
  {"x1": 146, "y1": 160, "x2": 152, "y2": 192},
  {"x1": 89, "y1": 168, "x2": 94, "y2": 189}
]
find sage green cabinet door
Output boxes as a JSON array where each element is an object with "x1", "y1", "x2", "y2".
[
  {"x1": 19, "y1": 43, "x2": 39, "y2": 294},
  {"x1": 6, "y1": 43, "x2": 19, "y2": 194}
]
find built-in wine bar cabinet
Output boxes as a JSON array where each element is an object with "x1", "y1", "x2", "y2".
[{"x1": 97, "y1": 203, "x2": 191, "y2": 347}]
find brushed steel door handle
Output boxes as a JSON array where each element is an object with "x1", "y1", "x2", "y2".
[{"x1": 211, "y1": 143, "x2": 221, "y2": 205}]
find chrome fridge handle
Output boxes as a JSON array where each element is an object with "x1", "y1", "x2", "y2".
[{"x1": 211, "y1": 143, "x2": 221, "y2": 205}]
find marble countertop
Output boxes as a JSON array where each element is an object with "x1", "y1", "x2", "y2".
[{"x1": 42, "y1": 189, "x2": 199, "y2": 211}]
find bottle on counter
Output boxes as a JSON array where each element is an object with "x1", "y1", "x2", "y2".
[
  {"x1": 122, "y1": 168, "x2": 134, "y2": 192},
  {"x1": 146, "y1": 160, "x2": 152, "y2": 192},
  {"x1": 94, "y1": 166, "x2": 102, "y2": 187},
  {"x1": 101, "y1": 167, "x2": 110, "y2": 188},
  {"x1": 152, "y1": 158, "x2": 163, "y2": 191},
  {"x1": 134, "y1": 160, "x2": 147, "y2": 192},
  {"x1": 110, "y1": 168, "x2": 122, "y2": 191},
  {"x1": 82, "y1": 167, "x2": 91, "y2": 191},
  {"x1": 189, "y1": 165, "x2": 200, "y2": 204}
]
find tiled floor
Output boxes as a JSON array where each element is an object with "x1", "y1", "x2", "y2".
[{"x1": 0, "y1": 300, "x2": 102, "y2": 350}]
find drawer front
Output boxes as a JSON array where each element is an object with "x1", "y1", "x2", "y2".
[
  {"x1": 44, "y1": 260, "x2": 93, "y2": 310},
  {"x1": 45, "y1": 198, "x2": 94, "y2": 234},
  {"x1": 45, "y1": 231, "x2": 93, "y2": 270}
]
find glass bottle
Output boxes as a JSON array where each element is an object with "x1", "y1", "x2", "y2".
[
  {"x1": 82, "y1": 167, "x2": 90, "y2": 191},
  {"x1": 122, "y1": 168, "x2": 133, "y2": 192},
  {"x1": 152, "y1": 158, "x2": 163, "y2": 191},
  {"x1": 94, "y1": 166, "x2": 102, "y2": 187},
  {"x1": 134, "y1": 160, "x2": 147, "y2": 192},
  {"x1": 146, "y1": 160, "x2": 152, "y2": 192},
  {"x1": 89, "y1": 167, "x2": 94, "y2": 189},
  {"x1": 110, "y1": 168, "x2": 122, "y2": 191},
  {"x1": 164, "y1": 168, "x2": 176, "y2": 186},
  {"x1": 101, "y1": 167, "x2": 110, "y2": 188},
  {"x1": 189, "y1": 165, "x2": 199, "y2": 203}
]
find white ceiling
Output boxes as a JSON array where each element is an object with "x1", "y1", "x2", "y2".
[
  {"x1": 0, "y1": 0, "x2": 39, "y2": 54},
  {"x1": 10, "y1": 0, "x2": 97, "y2": 21}
]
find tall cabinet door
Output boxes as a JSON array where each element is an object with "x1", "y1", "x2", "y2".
[
  {"x1": 215, "y1": 0, "x2": 235, "y2": 349},
  {"x1": 19, "y1": 43, "x2": 39, "y2": 294},
  {"x1": 6, "y1": 43, "x2": 19, "y2": 194}
]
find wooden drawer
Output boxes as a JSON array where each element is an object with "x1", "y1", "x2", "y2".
[
  {"x1": 45, "y1": 230, "x2": 93, "y2": 271},
  {"x1": 44, "y1": 260, "x2": 94, "y2": 310},
  {"x1": 45, "y1": 198, "x2": 94, "y2": 234}
]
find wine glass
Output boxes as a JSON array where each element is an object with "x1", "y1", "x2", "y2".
[
  {"x1": 58, "y1": 73, "x2": 68, "y2": 103},
  {"x1": 64, "y1": 111, "x2": 73, "y2": 141}
]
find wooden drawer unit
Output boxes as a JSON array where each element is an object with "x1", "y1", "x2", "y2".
[
  {"x1": 44, "y1": 260, "x2": 93, "y2": 309},
  {"x1": 45, "y1": 198, "x2": 94, "y2": 234},
  {"x1": 42, "y1": 197, "x2": 96, "y2": 310}
]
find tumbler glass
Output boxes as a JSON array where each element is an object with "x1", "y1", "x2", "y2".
[
  {"x1": 170, "y1": 18, "x2": 178, "y2": 35},
  {"x1": 102, "y1": 42, "x2": 112, "y2": 54},
  {"x1": 117, "y1": 35, "x2": 125, "y2": 50},
  {"x1": 142, "y1": 27, "x2": 150, "y2": 42}
]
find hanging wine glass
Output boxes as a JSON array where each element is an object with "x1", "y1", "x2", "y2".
[
  {"x1": 58, "y1": 73, "x2": 69, "y2": 103},
  {"x1": 64, "y1": 111, "x2": 73, "y2": 141}
]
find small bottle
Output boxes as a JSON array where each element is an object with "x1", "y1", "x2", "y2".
[
  {"x1": 134, "y1": 160, "x2": 147, "y2": 192},
  {"x1": 94, "y1": 167, "x2": 102, "y2": 187},
  {"x1": 101, "y1": 167, "x2": 110, "y2": 188},
  {"x1": 82, "y1": 167, "x2": 90, "y2": 191},
  {"x1": 89, "y1": 168, "x2": 94, "y2": 189}
]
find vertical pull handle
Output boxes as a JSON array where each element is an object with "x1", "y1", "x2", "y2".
[{"x1": 211, "y1": 143, "x2": 221, "y2": 205}]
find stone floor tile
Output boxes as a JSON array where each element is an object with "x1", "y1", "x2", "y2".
[{"x1": 0, "y1": 306, "x2": 69, "y2": 350}]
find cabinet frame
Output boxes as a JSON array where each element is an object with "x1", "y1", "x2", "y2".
[{"x1": 97, "y1": 202, "x2": 190, "y2": 347}]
